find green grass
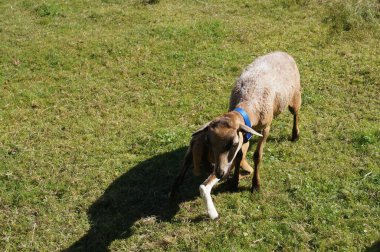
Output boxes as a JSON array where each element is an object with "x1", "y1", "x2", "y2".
[{"x1": 1, "y1": 0, "x2": 379, "y2": 251}]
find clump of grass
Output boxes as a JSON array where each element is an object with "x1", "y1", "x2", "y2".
[
  {"x1": 324, "y1": 0, "x2": 380, "y2": 32},
  {"x1": 142, "y1": 0, "x2": 160, "y2": 5},
  {"x1": 353, "y1": 130, "x2": 379, "y2": 147},
  {"x1": 34, "y1": 3, "x2": 64, "y2": 17},
  {"x1": 101, "y1": 0, "x2": 125, "y2": 4},
  {"x1": 273, "y1": 0, "x2": 310, "y2": 8}
]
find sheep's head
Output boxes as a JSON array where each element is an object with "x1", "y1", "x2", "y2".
[{"x1": 192, "y1": 113, "x2": 261, "y2": 179}]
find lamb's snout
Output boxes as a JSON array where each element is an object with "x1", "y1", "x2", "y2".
[{"x1": 215, "y1": 164, "x2": 232, "y2": 179}]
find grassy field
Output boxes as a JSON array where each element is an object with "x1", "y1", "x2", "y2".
[{"x1": 1, "y1": 0, "x2": 379, "y2": 251}]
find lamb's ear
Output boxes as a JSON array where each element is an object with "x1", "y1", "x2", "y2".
[
  {"x1": 239, "y1": 124, "x2": 263, "y2": 137},
  {"x1": 192, "y1": 122, "x2": 210, "y2": 136}
]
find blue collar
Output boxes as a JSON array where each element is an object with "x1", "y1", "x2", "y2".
[{"x1": 234, "y1": 107, "x2": 252, "y2": 142}]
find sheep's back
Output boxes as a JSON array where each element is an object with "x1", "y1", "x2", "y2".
[{"x1": 229, "y1": 52, "x2": 300, "y2": 117}]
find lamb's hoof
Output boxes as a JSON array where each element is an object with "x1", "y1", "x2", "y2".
[
  {"x1": 241, "y1": 165, "x2": 253, "y2": 174},
  {"x1": 291, "y1": 133, "x2": 299, "y2": 142},
  {"x1": 250, "y1": 185, "x2": 260, "y2": 193},
  {"x1": 229, "y1": 186, "x2": 238, "y2": 192},
  {"x1": 239, "y1": 170, "x2": 252, "y2": 180},
  {"x1": 208, "y1": 209, "x2": 219, "y2": 220},
  {"x1": 228, "y1": 182, "x2": 239, "y2": 192}
]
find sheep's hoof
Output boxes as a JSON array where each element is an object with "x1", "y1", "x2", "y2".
[
  {"x1": 291, "y1": 133, "x2": 299, "y2": 142},
  {"x1": 229, "y1": 183, "x2": 239, "y2": 192},
  {"x1": 239, "y1": 170, "x2": 252, "y2": 179},
  {"x1": 209, "y1": 211, "x2": 219, "y2": 220},
  {"x1": 250, "y1": 184, "x2": 260, "y2": 193}
]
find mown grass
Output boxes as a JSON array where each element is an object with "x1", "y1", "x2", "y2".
[{"x1": 0, "y1": 0, "x2": 379, "y2": 251}]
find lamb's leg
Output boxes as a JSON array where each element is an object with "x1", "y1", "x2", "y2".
[
  {"x1": 251, "y1": 126, "x2": 270, "y2": 192},
  {"x1": 191, "y1": 133, "x2": 206, "y2": 176},
  {"x1": 289, "y1": 91, "x2": 301, "y2": 142},
  {"x1": 170, "y1": 147, "x2": 192, "y2": 198},
  {"x1": 231, "y1": 150, "x2": 243, "y2": 191},
  {"x1": 291, "y1": 112, "x2": 299, "y2": 142},
  {"x1": 289, "y1": 106, "x2": 300, "y2": 142},
  {"x1": 240, "y1": 142, "x2": 253, "y2": 178},
  {"x1": 199, "y1": 174, "x2": 220, "y2": 219}
]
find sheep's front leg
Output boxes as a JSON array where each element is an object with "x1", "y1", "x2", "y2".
[
  {"x1": 199, "y1": 174, "x2": 220, "y2": 220},
  {"x1": 289, "y1": 91, "x2": 301, "y2": 142},
  {"x1": 251, "y1": 126, "x2": 270, "y2": 192},
  {"x1": 240, "y1": 142, "x2": 253, "y2": 177},
  {"x1": 231, "y1": 150, "x2": 243, "y2": 191}
]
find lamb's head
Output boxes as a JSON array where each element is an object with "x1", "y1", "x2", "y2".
[{"x1": 193, "y1": 113, "x2": 261, "y2": 179}]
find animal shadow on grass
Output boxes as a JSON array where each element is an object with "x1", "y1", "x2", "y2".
[
  {"x1": 65, "y1": 147, "x2": 205, "y2": 252},
  {"x1": 365, "y1": 241, "x2": 380, "y2": 252}
]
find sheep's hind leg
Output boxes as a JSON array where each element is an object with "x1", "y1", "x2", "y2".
[
  {"x1": 199, "y1": 174, "x2": 220, "y2": 220},
  {"x1": 289, "y1": 91, "x2": 301, "y2": 142},
  {"x1": 289, "y1": 107, "x2": 300, "y2": 142},
  {"x1": 251, "y1": 126, "x2": 270, "y2": 192}
]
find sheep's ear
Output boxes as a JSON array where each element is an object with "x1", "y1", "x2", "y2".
[
  {"x1": 239, "y1": 124, "x2": 263, "y2": 137},
  {"x1": 192, "y1": 122, "x2": 210, "y2": 136}
]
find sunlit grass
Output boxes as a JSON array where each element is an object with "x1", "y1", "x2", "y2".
[{"x1": 1, "y1": 0, "x2": 379, "y2": 251}]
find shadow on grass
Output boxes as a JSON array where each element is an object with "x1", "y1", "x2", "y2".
[
  {"x1": 65, "y1": 147, "x2": 205, "y2": 252},
  {"x1": 365, "y1": 241, "x2": 380, "y2": 252}
]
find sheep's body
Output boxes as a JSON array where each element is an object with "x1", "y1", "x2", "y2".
[
  {"x1": 171, "y1": 52, "x2": 302, "y2": 219},
  {"x1": 229, "y1": 51, "x2": 301, "y2": 130}
]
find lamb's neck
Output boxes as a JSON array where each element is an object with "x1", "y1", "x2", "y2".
[{"x1": 233, "y1": 102, "x2": 260, "y2": 128}]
